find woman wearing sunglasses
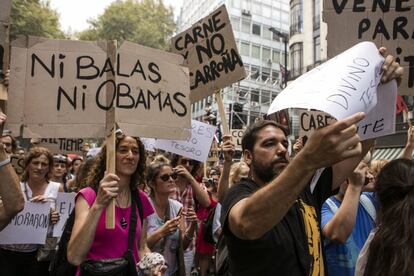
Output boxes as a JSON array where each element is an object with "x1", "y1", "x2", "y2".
[{"x1": 146, "y1": 161, "x2": 198, "y2": 276}]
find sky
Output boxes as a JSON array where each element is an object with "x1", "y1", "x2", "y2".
[{"x1": 49, "y1": 0, "x2": 183, "y2": 33}]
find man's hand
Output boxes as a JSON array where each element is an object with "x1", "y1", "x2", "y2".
[
  {"x1": 292, "y1": 138, "x2": 303, "y2": 155},
  {"x1": 174, "y1": 165, "x2": 193, "y2": 182},
  {"x1": 379, "y1": 47, "x2": 404, "y2": 86},
  {"x1": 300, "y1": 112, "x2": 365, "y2": 170},
  {"x1": 221, "y1": 135, "x2": 235, "y2": 162}
]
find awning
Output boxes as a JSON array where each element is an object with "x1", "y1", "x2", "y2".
[{"x1": 372, "y1": 147, "x2": 404, "y2": 161}]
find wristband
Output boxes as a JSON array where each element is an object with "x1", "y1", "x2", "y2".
[{"x1": 0, "y1": 158, "x2": 10, "y2": 168}]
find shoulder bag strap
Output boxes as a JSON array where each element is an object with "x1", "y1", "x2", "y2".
[
  {"x1": 359, "y1": 194, "x2": 377, "y2": 221},
  {"x1": 325, "y1": 197, "x2": 339, "y2": 214},
  {"x1": 128, "y1": 191, "x2": 138, "y2": 250}
]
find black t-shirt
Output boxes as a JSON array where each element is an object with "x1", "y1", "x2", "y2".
[{"x1": 221, "y1": 167, "x2": 333, "y2": 276}]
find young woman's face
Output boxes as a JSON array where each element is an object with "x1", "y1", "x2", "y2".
[
  {"x1": 154, "y1": 166, "x2": 176, "y2": 195},
  {"x1": 28, "y1": 154, "x2": 50, "y2": 181},
  {"x1": 53, "y1": 162, "x2": 67, "y2": 179},
  {"x1": 116, "y1": 136, "x2": 140, "y2": 177},
  {"x1": 72, "y1": 160, "x2": 83, "y2": 175}
]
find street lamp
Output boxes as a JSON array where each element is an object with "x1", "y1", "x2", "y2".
[{"x1": 269, "y1": 27, "x2": 289, "y2": 88}]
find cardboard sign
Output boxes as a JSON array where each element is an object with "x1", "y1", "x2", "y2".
[
  {"x1": 231, "y1": 129, "x2": 244, "y2": 151},
  {"x1": 323, "y1": 0, "x2": 414, "y2": 96},
  {"x1": 155, "y1": 120, "x2": 217, "y2": 162},
  {"x1": 39, "y1": 138, "x2": 84, "y2": 155},
  {"x1": 0, "y1": 202, "x2": 50, "y2": 244},
  {"x1": 298, "y1": 110, "x2": 336, "y2": 138},
  {"x1": 171, "y1": 5, "x2": 246, "y2": 102},
  {"x1": 268, "y1": 42, "x2": 383, "y2": 120},
  {"x1": 53, "y1": 192, "x2": 76, "y2": 237},
  {"x1": 10, "y1": 154, "x2": 25, "y2": 175},
  {"x1": 7, "y1": 37, "x2": 191, "y2": 140},
  {"x1": 207, "y1": 138, "x2": 219, "y2": 162}
]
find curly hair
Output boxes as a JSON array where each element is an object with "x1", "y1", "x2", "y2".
[
  {"x1": 84, "y1": 134, "x2": 147, "y2": 192},
  {"x1": 364, "y1": 159, "x2": 414, "y2": 276},
  {"x1": 21, "y1": 147, "x2": 53, "y2": 182}
]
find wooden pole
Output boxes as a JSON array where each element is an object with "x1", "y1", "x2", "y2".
[
  {"x1": 0, "y1": 21, "x2": 10, "y2": 134},
  {"x1": 105, "y1": 40, "x2": 117, "y2": 229},
  {"x1": 214, "y1": 90, "x2": 230, "y2": 135}
]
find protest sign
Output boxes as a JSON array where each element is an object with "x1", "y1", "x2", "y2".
[
  {"x1": 171, "y1": 5, "x2": 246, "y2": 103},
  {"x1": 323, "y1": 0, "x2": 414, "y2": 96},
  {"x1": 7, "y1": 37, "x2": 191, "y2": 140},
  {"x1": 156, "y1": 120, "x2": 217, "y2": 162},
  {"x1": 207, "y1": 138, "x2": 219, "y2": 162},
  {"x1": 231, "y1": 129, "x2": 244, "y2": 151},
  {"x1": 10, "y1": 154, "x2": 25, "y2": 175},
  {"x1": 298, "y1": 110, "x2": 336, "y2": 138},
  {"x1": 141, "y1": 137, "x2": 156, "y2": 152},
  {"x1": 39, "y1": 138, "x2": 84, "y2": 155},
  {"x1": 268, "y1": 42, "x2": 397, "y2": 140},
  {"x1": 0, "y1": 201, "x2": 50, "y2": 244},
  {"x1": 53, "y1": 192, "x2": 76, "y2": 237}
]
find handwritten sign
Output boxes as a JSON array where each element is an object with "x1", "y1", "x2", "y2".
[
  {"x1": 39, "y1": 138, "x2": 84, "y2": 155},
  {"x1": 323, "y1": 0, "x2": 414, "y2": 96},
  {"x1": 53, "y1": 192, "x2": 76, "y2": 237},
  {"x1": 298, "y1": 110, "x2": 336, "y2": 138},
  {"x1": 171, "y1": 5, "x2": 246, "y2": 102},
  {"x1": 268, "y1": 42, "x2": 383, "y2": 120},
  {"x1": 7, "y1": 37, "x2": 191, "y2": 140},
  {"x1": 155, "y1": 120, "x2": 217, "y2": 162},
  {"x1": 0, "y1": 202, "x2": 50, "y2": 244},
  {"x1": 231, "y1": 129, "x2": 244, "y2": 151},
  {"x1": 10, "y1": 154, "x2": 25, "y2": 175},
  {"x1": 141, "y1": 137, "x2": 156, "y2": 152}
]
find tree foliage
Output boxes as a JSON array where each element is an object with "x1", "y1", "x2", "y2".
[
  {"x1": 78, "y1": 0, "x2": 176, "y2": 50},
  {"x1": 10, "y1": 0, "x2": 65, "y2": 40}
]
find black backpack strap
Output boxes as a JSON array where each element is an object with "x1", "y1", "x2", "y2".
[{"x1": 128, "y1": 191, "x2": 138, "y2": 251}]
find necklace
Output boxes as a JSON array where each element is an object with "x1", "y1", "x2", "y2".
[{"x1": 115, "y1": 193, "x2": 130, "y2": 229}]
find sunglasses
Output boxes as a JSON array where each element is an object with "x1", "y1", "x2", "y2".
[{"x1": 159, "y1": 172, "x2": 178, "y2": 182}]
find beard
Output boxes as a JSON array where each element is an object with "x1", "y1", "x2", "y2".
[{"x1": 252, "y1": 155, "x2": 289, "y2": 183}]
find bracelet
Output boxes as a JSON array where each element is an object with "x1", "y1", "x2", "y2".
[
  {"x1": 185, "y1": 232, "x2": 194, "y2": 240},
  {"x1": 0, "y1": 158, "x2": 10, "y2": 168}
]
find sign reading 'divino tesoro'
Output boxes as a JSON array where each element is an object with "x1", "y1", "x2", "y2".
[
  {"x1": 8, "y1": 37, "x2": 191, "y2": 140},
  {"x1": 171, "y1": 5, "x2": 246, "y2": 103}
]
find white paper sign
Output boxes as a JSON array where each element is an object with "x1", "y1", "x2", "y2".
[
  {"x1": 0, "y1": 202, "x2": 50, "y2": 244},
  {"x1": 52, "y1": 192, "x2": 76, "y2": 237},
  {"x1": 268, "y1": 42, "x2": 384, "y2": 120},
  {"x1": 141, "y1": 138, "x2": 156, "y2": 152},
  {"x1": 155, "y1": 120, "x2": 217, "y2": 162}
]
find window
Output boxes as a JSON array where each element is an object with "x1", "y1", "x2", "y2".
[
  {"x1": 252, "y1": 3, "x2": 261, "y2": 14},
  {"x1": 271, "y1": 70, "x2": 279, "y2": 83},
  {"x1": 281, "y1": 52, "x2": 289, "y2": 67},
  {"x1": 252, "y1": 45, "x2": 260, "y2": 59},
  {"x1": 262, "y1": 6, "x2": 271, "y2": 17},
  {"x1": 313, "y1": 0, "x2": 320, "y2": 30},
  {"x1": 261, "y1": 90, "x2": 270, "y2": 104},
  {"x1": 272, "y1": 50, "x2": 280, "y2": 63},
  {"x1": 252, "y1": 23, "x2": 261, "y2": 36},
  {"x1": 290, "y1": 42, "x2": 303, "y2": 78},
  {"x1": 262, "y1": 68, "x2": 270, "y2": 82},
  {"x1": 262, "y1": 47, "x2": 271, "y2": 62},
  {"x1": 290, "y1": 0, "x2": 303, "y2": 36},
  {"x1": 251, "y1": 89, "x2": 260, "y2": 102},
  {"x1": 314, "y1": 35, "x2": 321, "y2": 63},
  {"x1": 251, "y1": 66, "x2": 260, "y2": 80},
  {"x1": 242, "y1": 20, "x2": 250, "y2": 33},
  {"x1": 232, "y1": 0, "x2": 241, "y2": 8},
  {"x1": 240, "y1": 42, "x2": 250, "y2": 56},
  {"x1": 231, "y1": 17, "x2": 240, "y2": 31},
  {"x1": 263, "y1": 27, "x2": 272, "y2": 40}
]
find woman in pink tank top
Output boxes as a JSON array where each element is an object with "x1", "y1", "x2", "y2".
[{"x1": 67, "y1": 131, "x2": 155, "y2": 275}]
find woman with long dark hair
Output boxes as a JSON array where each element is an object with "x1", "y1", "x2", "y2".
[
  {"x1": 356, "y1": 159, "x2": 414, "y2": 276},
  {"x1": 67, "y1": 132, "x2": 156, "y2": 275}
]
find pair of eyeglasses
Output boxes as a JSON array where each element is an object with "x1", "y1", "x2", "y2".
[{"x1": 159, "y1": 172, "x2": 178, "y2": 182}]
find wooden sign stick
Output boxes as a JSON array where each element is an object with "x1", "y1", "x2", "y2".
[
  {"x1": 214, "y1": 90, "x2": 230, "y2": 136},
  {"x1": 105, "y1": 40, "x2": 117, "y2": 229},
  {"x1": 0, "y1": 22, "x2": 10, "y2": 101}
]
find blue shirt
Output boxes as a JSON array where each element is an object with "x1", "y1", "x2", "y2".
[{"x1": 321, "y1": 192, "x2": 377, "y2": 276}]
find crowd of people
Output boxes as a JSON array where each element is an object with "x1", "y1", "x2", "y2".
[{"x1": 0, "y1": 47, "x2": 412, "y2": 276}]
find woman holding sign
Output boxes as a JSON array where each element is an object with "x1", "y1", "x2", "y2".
[
  {"x1": 68, "y1": 132, "x2": 163, "y2": 275},
  {"x1": 0, "y1": 146, "x2": 62, "y2": 275}
]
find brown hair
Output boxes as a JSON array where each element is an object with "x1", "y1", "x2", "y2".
[
  {"x1": 241, "y1": 120, "x2": 288, "y2": 152},
  {"x1": 369, "y1": 159, "x2": 389, "y2": 179},
  {"x1": 146, "y1": 161, "x2": 171, "y2": 196},
  {"x1": 21, "y1": 147, "x2": 53, "y2": 182},
  {"x1": 84, "y1": 134, "x2": 147, "y2": 192},
  {"x1": 229, "y1": 161, "x2": 249, "y2": 186},
  {"x1": 364, "y1": 159, "x2": 414, "y2": 276}
]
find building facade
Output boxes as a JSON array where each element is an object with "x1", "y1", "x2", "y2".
[{"x1": 178, "y1": 0, "x2": 290, "y2": 130}]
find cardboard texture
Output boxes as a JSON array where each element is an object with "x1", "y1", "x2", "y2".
[
  {"x1": 0, "y1": 0, "x2": 12, "y2": 23},
  {"x1": 298, "y1": 110, "x2": 336, "y2": 138},
  {"x1": 38, "y1": 138, "x2": 84, "y2": 155},
  {"x1": 7, "y1": 37, "x2": 191, "y2": 140},
  {"x1": 231, "y1": 129, "x2": 244, "y2": 151},
  {"x1": 171, "y1": 4, "x2": 246, "y2": 102},
  {"x1": 323, "y1": 0, "x2": 414, "y2": 95},
  {"x1": 116, "y1": 41, "x2": 191, "y2": 140}
]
